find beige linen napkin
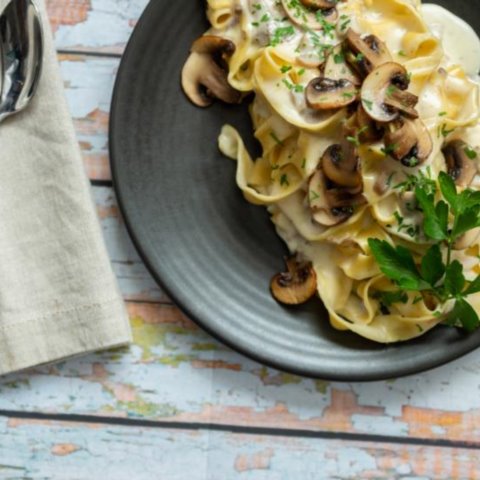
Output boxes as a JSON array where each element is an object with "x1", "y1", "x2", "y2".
[{"x1": 0, "y1": 0, "x2": 132, "y2": 375}]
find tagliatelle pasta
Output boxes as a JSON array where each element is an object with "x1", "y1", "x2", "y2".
[{"x1": 182, "y1": 0, "x2": 480, "y2": 343}]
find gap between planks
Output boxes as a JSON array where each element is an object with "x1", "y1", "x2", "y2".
[
  {"x1": 1, "y1": 409, "x2": 479, "y2": 452},
  {"x1": 57, "y1": 48, "x2": 123, "y2": 59}
]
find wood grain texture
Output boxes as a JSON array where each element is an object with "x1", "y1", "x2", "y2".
[
  {"x1": 1, "y1": 416, "x2": 479, "y2": 479},
  {"x1": 60, "y1": 54, "x2": 116, "y2": 181},
  {"x1": 1, "y1": 280, "x2": 480, "y2": 446},
  {"x1": 47, "y1": 0, "x2": 148, "y2": 54},
  {"x1": 23, "y1": 1, "x2": 480, "y2": 475},
  {"x1": 94, "y1": 187, "x2": 166, "y2": 302}
]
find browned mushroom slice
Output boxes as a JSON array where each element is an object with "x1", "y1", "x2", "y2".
[
  {"x1": 270, "y1": 257, "x2": 317, "y2": 305},
  {"x1": 299, "y1": 0, "x2": 338, "y2": 23},
  {"x1": 361, "y1": 62, "x2": 417, "y2": 122},
  {"x1": 300, "y1": 0, "x2": 337, "y2": 8},
  {"x1": 317, "y1": 6, "x2": 338, "y2": 23},
  {"x1": 181, "y1": 35, "x2": 241, "y2": 107},
  {"x1": 344, "y1": 29, "x2": 392, "y2": 77},
  {"x1": 321, "y1": 141, "x2": 362, "y2": 188},
  {"x1": 383, "y1": 86, "x2": 419, "y2": 118},
  {"x1": 306, "y1": 78, "x2": 358, "y2": 110},
  {"x1": 323, "y1": 45, "x2": 361, "y2": 86},
  {"x1": 384, "y1": 118, "x2": 432, "y2": 167},
  {"x1": 281, "y1": 0, "x2": 337, "y2": 30},
  {"x1": 443, "y1": 139, "x2": 478, "y2": 186},
  {"x1": 356, "y1": 103, "x2": 383, "y2": 142},
  {"x1": 325, "y1": 188, "x2": 367, "y2": 208},
  {"x1": 309, "y1": 169, "x2": 358, "y2": 226},
  {"x1": 309, "y1": 171, "x2": 365, "y2": 226}
]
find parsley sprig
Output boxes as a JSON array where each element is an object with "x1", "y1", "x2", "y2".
[{"x1": 368, "y1": 172, "x2": 480, "y2": 331}]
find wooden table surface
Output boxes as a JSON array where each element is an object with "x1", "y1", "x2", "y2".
[{"x1": 2, "y1": 1, "x2": 479, "y2": 478}]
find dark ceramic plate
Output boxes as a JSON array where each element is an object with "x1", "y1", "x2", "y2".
[{"x1": 110, "y1": 0, "x2": 480, "y2": 380}]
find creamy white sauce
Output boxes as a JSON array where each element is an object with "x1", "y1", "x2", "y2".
[{"x1": 422, "y1": 3, "x2": 480, "y2": 76}]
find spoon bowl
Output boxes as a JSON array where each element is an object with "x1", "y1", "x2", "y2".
[{"x1": 0, "y1": 0, "x2": 43, "y2": 122}]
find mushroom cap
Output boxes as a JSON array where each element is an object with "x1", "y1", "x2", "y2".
[
  {"x1": 356, "y1": 103, "x2": 383, "y2": 141},
  {"x1": 270, "y1": 257, "x2": 317, "y2": 305},
  {"x1": 181, "y1": 36, "x2": 241, "y2": 107},
  {"x1": 281, "y1": 0, "x2": 337, "y2": 30},
  {"x1": 361, "y1": 62, "x2": 416, "y2": 123},
  {"x1": 191, "y1": 35, "x2": 236, "y2": 58},
  {"x1": 443, "y1": 139, "x2": 478, "y2": 186},
  {"x1": 345, "y1": 29, "x2": 392, "y2": 77},
  {"x1": 300, "y1": 0, "x2": 337, "y2": 8},
  {"x1": 321, "y1": 142, "x2": 362, "y2": 188},
  {"x1": 309, "y1": 168, "x2": 361, "y2": 226},
  {"x1": 384, "y1": 118, "x2": 432, "y2": 166},
  {"x1": 323, "y1": 45, "x2": 361, "y2": 86},
  {"x1": 306, "y1": 77, "x2": 358, "y2": 110}
]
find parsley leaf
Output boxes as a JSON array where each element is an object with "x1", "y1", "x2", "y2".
[
  {"x1": 421, "y1": 245, "x2": 445, "y2": 287},
  {"x1": 368, "y1": 239, "x2": 430, "y2": 291},
  {"x1": 438, "y1": 171, "x2": 459, "y2": 213},
  {"x1": 446, "y1": 298, "x2": 480, "y2": 332},
  {"x1": 464, "y1": 275, "x2": 480, "y2": 296},
  {"x1": 444, "y1": 260, "x2": 465, "y2": 296},
  {"x1": 415, "y1": 186, "x2": 448, "y2": 240}
]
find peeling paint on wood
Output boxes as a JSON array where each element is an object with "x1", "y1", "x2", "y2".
[
  {"x1": 2, "y1": 298, "x2": 480, "y2": 449},
  {"x1": 47, "y1": 0, "x2": 149, "y2": 54},
  {"x1": 1, "y1": 417, "x2": 480, "y2": 479},
  {"x1": 59, "y1": 54, "x2": 117, "y2": 181},
  {"x1": 9, "y1": 1, "x2": 480, "y2": 476}
]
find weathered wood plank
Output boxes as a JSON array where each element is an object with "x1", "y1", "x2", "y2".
[
  {"x1": 2, "y1": 416, "x2": 479, "y2": 479},
  {"x1": 60, "y1": 54, "x2": 116, "y2": 182},
  {"x1": 2, "y1": 295, "x2": 480, "y2": 446},
  {"x1": 47, "y1": 0, "x2": 148, "y2": 54},
  {"x1": 94, "y1": 186, "x2": 166, "y2": 302}
]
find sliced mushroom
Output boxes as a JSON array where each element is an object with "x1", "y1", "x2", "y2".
[
  {"x1": 323, "y1": 45, "x2": 361, "y2": 86},
  {"x1": 300, "y1": 0, "x2": 338, "y2": 23},
  {"x1": 271, "y1": 257, "x2": 317, "y2": 305},
  {"x1": 309, "y1": 169, "x2": 360, "y2": 226},
  {"x1": 443, "y1": 140, "x2": 478, "y2": 187},
  {"x1": 344, "y1": 29, "x2": 392, "y2": 78},
  {"x1": 383, "y1": 86, "x2": 418, "y2": 118},
  {"x1": 182, "y1": 35, "x2": 241, "y2": 107},
  {"x1": 296, "y1": 33, "x2": 327, "y2": 67},
  {"x1": 321, "y1": 140, "x2": 362, "y2": 188},
  {"x1": 384, "y1": 118, "x2": 432, "y2": 166},
  {"x1": 300, "y1": 0, "x2": 337, "y2": 8},
  {"x1": 281, "y1": 0, "x2": 337, "y2": 29},
  {"x1": 306, "y1": 78, "x2": 358, "y2": 110},
  {"x1": 356, "y1": 103, "x2": 383, "y2": 142},
  {"x1": 361, "y1": 62, "x2": 418, "y2": 122},
  {"x1": 454, "y1": 227, "x2": 480, "y2": 250}
]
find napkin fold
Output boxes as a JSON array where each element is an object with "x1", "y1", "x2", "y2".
[{"x1": 0, "y1": 0, "x2": 132, "y2": 375}]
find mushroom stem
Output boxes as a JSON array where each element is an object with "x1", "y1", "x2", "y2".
[
  {"x1": 344, "y1": 29, "x2": 392, "y2": 78},
  {"x1": 361, "y1": 62, "x2": 418, "y2": 123},
  {"x1": 443, "y1": 140, "x2": 478, "y2": 187},
  {"x1": 384, "y1": 118, "x2": 432, "y2": 166},
  {"x1": 182, "y1": 35, "x2": 241, "y2": 107}
]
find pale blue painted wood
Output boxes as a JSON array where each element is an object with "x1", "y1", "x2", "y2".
[
  {"x1": 50, "y1": 0, "x2": 149, "y2": 53},
  {"x1": 1, "y1": 417, "x2": 476, "y2": 479}
]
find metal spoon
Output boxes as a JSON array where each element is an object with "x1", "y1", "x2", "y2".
[{"x1": 0, "y1": 0, "x2": 43, "y2": 123}]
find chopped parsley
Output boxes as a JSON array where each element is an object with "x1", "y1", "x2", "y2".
[
  {"x1": 280, "y1": 174, "x2": 290, "y2": 186},
  {"x1": 464, "y1": 146, "x2": 478, "y2": 159}
]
